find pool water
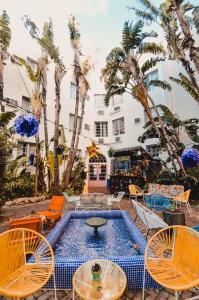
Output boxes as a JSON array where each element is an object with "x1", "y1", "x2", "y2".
[{"x1": 54, "y1": 217, "x2": 139, "y2": 258}]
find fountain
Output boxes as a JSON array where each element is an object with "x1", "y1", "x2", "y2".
[{"x1": 85, "y1": 217, "x2": 107, "y2": 238}]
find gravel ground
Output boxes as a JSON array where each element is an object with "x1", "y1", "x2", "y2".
[{"x1": 0, "y1": 197, "x2": 199, "y2": 299}]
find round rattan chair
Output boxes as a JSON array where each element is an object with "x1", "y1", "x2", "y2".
[
  {"x1": 0, "y1": 228, "x2": 55, "y2": 299},
  {"x1": 143, "y1": 225, "x2": 199, "y2": 300},
  {"x1": 73, "y1": 259, "x2": 127, "y2": 300}
]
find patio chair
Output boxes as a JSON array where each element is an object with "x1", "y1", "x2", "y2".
[
  {"x1": 143, "y1": 226, "x2": 199, "y2": 300},
  {"x1": 128, "y1": 184, "x2": 144, "y2": 202},
  {"x1": 173, "y1": 189, "x2": 192, "y2": 215},
  {"x1": 107, "y1": 191, "x2": 125, "y2": 210},
  {"x1": 0, "y1": 228, "x2": 56, "y2": 299},
  {"x1": 132, "y1": 200, "x2": 168, "y2": 238},
  {"x1": 62, "y1": 192, "x2": 80, "y2": 210},
  {"x1": 36, "y1": 195, "x2": 64, "y2": 226}
]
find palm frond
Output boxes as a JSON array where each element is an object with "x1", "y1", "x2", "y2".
[
  {"x1": 138, "y1": 42, "x2": 166, "y2": 56},
  {"x1": 136, "y1": 0, "x2": 160, "y2": 17},
  {"x1": 127, "y1": 7, "x2": 155, "y2": 24},
  {"x1": 148, "y1": 79, "x2": 171, "y2": 91},
  {"x1": 17, "y1": 57, "x2": 41, "y2": 83},
  {"x1": 22, "y1": 15, "x2": 39, "y2": 39},
  {"x1": 38, "y1": 37, "x2": 61, "y2": 65},
  {"x1": 42, "y1": 18, "x2": 54, "y2": 43},
  {"x1": 193, "y1": 7, "x2": 199, "y2": 34},
  {"x1": 140, "y1": 31, "x2": 158, "y2": 40},
  {"x1": 0, "y1": 111, "x2": 15, "y2": 128},
  {"x1": 68, "y1": 15, "x2": 81, "y2": 50},
  {"x1": 184, "y1": 118, "x2": 199, "y2": 143},
  {"x1": 170, "y1": 73, "x2": 199, "y2": 103},
  {"x1": 122, "y1": 20, "x2": 144, "y2": 52},
  {"x1": 0, "y1": 10, "x2": 11, "y2": 51},
  {"x1": 141, "y1": 57, "x2": 164, "y2": 74}
]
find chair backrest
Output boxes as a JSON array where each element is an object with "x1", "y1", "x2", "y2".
[
  {"x1": 117, "y1": 192, "x2": 125, "y2": 201},
  {"x1": 132, "y1": 200, "x2": 167, "y2": 230},
  {"x1": 145, "y1": 226, "x2": 199, "y2": 291},
  {"x1": 174, "y1": 189, "x2": 191, "y2": 202},
  {"x1": 9, "y1": 217, "x2": 42, "y2": 233},
  {"x1": 48, "y1": 195, "x2": 65, "y2": 212},
  {"x1": 62, "y1": 192, "x2": 69, "y2": 201},
  {"x1": 0, "y1": 228, "x2": 54, "y2": 298},
  {"x1": 129, "y1": 184, "x2": 143, "y2": 195}
]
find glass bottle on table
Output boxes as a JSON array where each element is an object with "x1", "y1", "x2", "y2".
[{"x1": 90, "y1": 263, "x2": 102, "y2": 299}]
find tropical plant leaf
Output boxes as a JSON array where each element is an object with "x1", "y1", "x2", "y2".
[
  {"x1": 141, "y1": 57, "x2": 164, "y2": 74},
  {"x1": 170, "y1": 73, "x2": 199, "y2": 103},
  {"x1": 193, "y1": 7, "x2": 199, "y2": 34},
  {"x1": 138, "y1": 42, "x2": 166, "y2": 55},
  {"x1": 22, "y1": 15, "x2": 39, "y2": 39},
  {"x1": 136, "y1": 0, "x2": 160, "y2": 17},
  {"x1": 127, "y1": 7, "x2": 155, "y2": 24},
  {"x1": 0, "y1": 111, "x2": 15, "y2": 128},
  {"x1": 17, "y1": 57, "x2": 41, "y2": 83},
  {"x1": 148, "y1": 79, "x2": 171, "y2": 91},
  {"x1": 0, "y1": 10, "x2": 11, "y2": 51}
]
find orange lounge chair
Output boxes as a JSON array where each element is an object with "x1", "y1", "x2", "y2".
[
  {"x1": 36, "y1": 196, "x2": 65, "y2": 224},
  {"x1": 9, "y1": 216, "x2": 42, "y2": 233}
]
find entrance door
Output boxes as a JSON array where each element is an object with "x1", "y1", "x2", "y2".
[{"x1": 88, "y1": 154, "x2": 107, "y2": 191}]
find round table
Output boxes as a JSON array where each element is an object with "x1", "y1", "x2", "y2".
[
  {"x1": 85, "y1": 217, "x2": 107, "y2": 237},
  {"x1": 163, "y1": 209, "x2": 186, "y2": 226},
  {"x1": 73, "y1": 259, "x2": 127, "y2": 300}
]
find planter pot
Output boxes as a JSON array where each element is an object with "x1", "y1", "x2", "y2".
[{"x1": 163, "y1": 209, "x2": 186, "y2": 226}]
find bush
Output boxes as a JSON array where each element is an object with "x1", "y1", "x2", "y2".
[{"x1": 1, "y1": 175, "x2": 34, "y2": 201}]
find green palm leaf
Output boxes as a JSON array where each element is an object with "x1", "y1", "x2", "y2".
[
  {"x1": 170, "y1": 73, "x2": 199, "y2": 103},
  {"x1": 193, "y1": 7, "x2": 199, "y2": 34},
  {"x1": 148, "y1": 79, "x2": 171, "y2": 91},
  {"x1": 0, "y1": 111, "x2": 15, "y2": 128},
  {"x1": 138, "y1": 42, "x2": 166, "y2": 55},
  {"x1": 0, "y1": 10, "x2": 11, "y2": 51},
  {"x1": 128, "y1": 7, "x2": 155, "y2": 24},
  {"x1": 141, "y1": 57, "x2": 164, "y2": 74}
]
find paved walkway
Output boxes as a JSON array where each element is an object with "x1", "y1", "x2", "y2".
[{"x1": 0, "y1": 197, "x2": 199, "y2": 299}]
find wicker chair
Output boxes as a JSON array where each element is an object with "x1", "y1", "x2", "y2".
[
  {"x1": 173, "y1": 189, "x2": 192, "y2": 215},
  {"x1": 128, "y1": 184, "x2": 144, "y2": 202},
  {"x1": 73, "y1": 259, "x2": 127, "y2": 300},
  {"x1": 0, "y1": 228, "x2": 56, "y2": 299},
  {"x1": 143, "y1": 226, "x2": 199, "y2": 300}
]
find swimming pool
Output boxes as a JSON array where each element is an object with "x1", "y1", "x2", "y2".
[{"x1": 46, "y1": 210, "x2": 157, "y2": 289}]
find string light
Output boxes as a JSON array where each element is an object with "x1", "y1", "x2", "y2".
[{"x1": 5, "y1": 98, "x2": 110, "y2": 147}]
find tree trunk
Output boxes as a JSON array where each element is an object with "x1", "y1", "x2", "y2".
[
  {"x1": 34, "y1": 133, "x2": 40, "y2": 196},
  {"x1": 63, "y1": 74, "x2": 80, "y2": 188},
  {"x1": 42, "y1": 86, "x2": 50, "y2": 191},
  {"x1": 53, "y1": 89, "x2": 61, "y2": 195},
  {"x1": 71, "y1": 96, "x2": 85, "y2": 166},
  {"x1": 145, "y1": 105, "x2": 178, "y2": 173},
  {"x1": 147, "y1": 93, "x2": 187, "y2": 176},
  {"x1": 172, "y1": 0, "x2": 199, "y2": 74},
  {"x1": 0, "y1": 57, "x2": 5, "y2": 112}
]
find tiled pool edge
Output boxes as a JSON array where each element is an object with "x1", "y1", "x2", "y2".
[{"x1": 46, "y1": 210, "x2": 158, "y2": 289}]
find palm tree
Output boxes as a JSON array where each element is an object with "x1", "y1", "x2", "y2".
[
  {"x1": 63, "y1": 16, "x2": 91, "y2": 188},
  {"x1": 13, "y1": 56, "x2": 45, "y2": 195},
  {"x1": 129, "y1": 0, "x2": 199, "y2": 103},
  {"x1": 23, "y1": 17, "x2": 55, "y2": 190},
  {"x1": 102, "y1": 20, "x2": 186, "y2": 175},
  {"x1": 0, "y1": 11, "x2": 11, "y2": 112},
  {"x1": 23, "y1": 16, "x2": 66, "y2": 195}
]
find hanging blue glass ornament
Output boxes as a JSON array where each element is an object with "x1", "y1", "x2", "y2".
[
  {"x1": 28, "y1": 153, "x2": 35, "y2": 165},
  {"x1": 181, "y1": 148, "x2": 199, "y2": 168},
  {"x1": 14, "y1": 115, "x2": 39, "y2": 137}
]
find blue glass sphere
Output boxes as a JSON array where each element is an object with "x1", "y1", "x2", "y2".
[
  {"x1": 14, "y1": 115, "x2": 39, "y2": 137},
  {"x1": 181, "y1": 148, "x2": 199, "y2": 168}
]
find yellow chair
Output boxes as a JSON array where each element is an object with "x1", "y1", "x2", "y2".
[
  {"x1": 173, "y1": 189, "x2": 192, "y2": 215},
  {"x1": 143, "y1": 226, "x2": 199, "y2": 300},
  {"x1": 0, "y1": 228, "x2": 56, "y2": 299},
  {"x1": 128, "y1": 184, "x2": 144, "y2": 202}
]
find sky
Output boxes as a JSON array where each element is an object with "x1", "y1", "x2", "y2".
[{"x1": 1, "y1": 0, "x2": 197, "y2": 92}]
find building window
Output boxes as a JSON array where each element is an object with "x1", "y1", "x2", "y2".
[
  {"x1": 95, "y1": 122, "x2": 108, "y2": 137},
  {"x1": 17, "y1": 142, "x2": 28, "y2": 157},
  {"x1": 145, "y1": 69, "x2": 158, "y2": 91},
  {"x1": 94, "y1": 94, "x2": 106, "y2": 110},
  {"x1": 146, "y1": 144, "x2": 159, "y2": 158},
  {"x1": 21, "y1": 96, "x2": 31, "y2": 115},
  {"x1": 112, "y1": 117, "x2": 125, "y2": 136},
  {"x1": 70, "y1": 82, "x2": 77, "y2": 100},
  {"x1": 69, "y1": 113, "x2": 81, "y2": 132},
  {"x1": 111, "y1": 95, "x2": 123, "y2": 106}
]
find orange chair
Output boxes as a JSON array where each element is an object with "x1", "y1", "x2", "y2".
[
  {"x1": 173, "y1": 189, "x2": 192, "y2": 215},
  {"x1": 128, "y1": 184, "x2": 144, "y2": 202},
  {"x1": 9, "y1": 217, "x2": 42, "y2": 233},
  {"x1": 36, "y1": 195, "x2": 65, "y2": 225}
]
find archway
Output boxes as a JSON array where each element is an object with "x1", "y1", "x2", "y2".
[{"x1": 88, "y1": 153, "x2": 107, "y2": 193}]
